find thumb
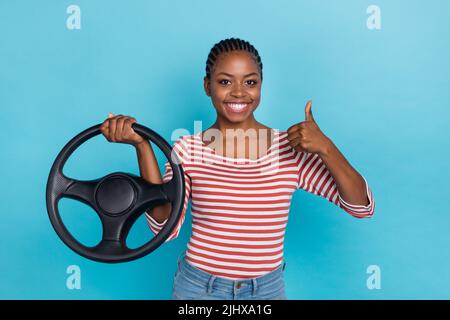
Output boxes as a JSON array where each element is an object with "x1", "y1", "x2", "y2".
[
  {"x1": 305, "y1": 100, "x2": 314, "y2": 122},
  {"x1": 108, "y1": 112, "x2": 114, "y2": 118}
]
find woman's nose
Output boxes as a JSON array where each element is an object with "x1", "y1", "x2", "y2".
[{"x1": 231, "y1": 83, "x2": 245, "y2": 97}]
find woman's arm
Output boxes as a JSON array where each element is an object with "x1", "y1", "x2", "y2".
[
  {"x1": 99, "y1": 113, "x2": 172, "y2": 223},
  {"x1": 318, "y1": 140, "x2": 369, "y2": 206},
  {"x1": 288, "y1": 100, "x2": 374, "y2": 217},
  {"x1": 143, "y1": 138, "x2": 192, "y2": 241},
  {"x1": 135, "y1": 140, "x2": 172, "y2": 223}
]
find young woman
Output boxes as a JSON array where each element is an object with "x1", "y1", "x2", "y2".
[{"x1": 100, "y1": 38, "x2": 375, "y2": 300}]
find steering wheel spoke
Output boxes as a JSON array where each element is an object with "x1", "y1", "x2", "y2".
[
  {"x1": 100, "y1": 211, "x2": 135, "y2": 242},
  {"x1": 92, "y1": 239, "x2": 129, "y2": 257},
  {"x1": 61, "y1": 176, "x2": 99, "y2": 209},
  {"x1": 128, "y1": 175, "x2": 173, "y2": 213}
]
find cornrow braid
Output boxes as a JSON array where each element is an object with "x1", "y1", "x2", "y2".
[{"x1": 205, "y1": 37, "x2": 263, "y2": 81}]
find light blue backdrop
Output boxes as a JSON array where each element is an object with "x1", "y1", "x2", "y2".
[{"x1": 1, "y1": 0, "x2": 449, "y2": 299}]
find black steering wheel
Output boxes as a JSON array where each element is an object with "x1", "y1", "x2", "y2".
[{"x1": 46, "y1": 123, "x2": 185, "y2": 263}]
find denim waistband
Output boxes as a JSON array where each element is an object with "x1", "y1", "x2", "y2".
[{"x1": 176, "y1": 251, "x2": 286, "y2": 294}]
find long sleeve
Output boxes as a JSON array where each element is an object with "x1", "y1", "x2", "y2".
[
  {"x1": 295, "y1": 151, "x2": 375, "y2": 218},
  {"x1": 145, "y1": 138, "x2": 192, "y2": 241}
]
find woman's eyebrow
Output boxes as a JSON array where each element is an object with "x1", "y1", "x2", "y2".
[{"x1": 216, "y1": 72, "x2": 258, "y2": 78}]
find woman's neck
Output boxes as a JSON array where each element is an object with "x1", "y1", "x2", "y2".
[
  {"x1": 201, "y1": 114, "x2": 274, "y2": 160},
  {"x1": 210, "y1": 114, "x2": 266, "y2": 134}
]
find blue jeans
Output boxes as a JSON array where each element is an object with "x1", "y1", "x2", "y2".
[{"x1": 172, "y1": 251, "x2": 287, "y2": 300}]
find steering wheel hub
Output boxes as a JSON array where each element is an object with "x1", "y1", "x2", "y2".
[{"x1": 96, "y1": 176, "x2": 135, "y2": 216}]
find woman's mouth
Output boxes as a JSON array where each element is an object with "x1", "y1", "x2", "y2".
[{"x1": 224, "y1": 102, "x2": 251, "y2": 114}]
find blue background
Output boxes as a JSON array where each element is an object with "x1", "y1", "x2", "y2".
[{"x1": 1, "y1": 0, "x2": 449, "y2": 299}]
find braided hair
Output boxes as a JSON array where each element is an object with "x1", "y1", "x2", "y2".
[{"x1": 205, "y1": 38, "x2": 263, "y2": 81}]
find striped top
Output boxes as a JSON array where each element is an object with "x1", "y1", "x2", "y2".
[{"x1": 146, "y1": 129, "x2": 375, "y2": 280}]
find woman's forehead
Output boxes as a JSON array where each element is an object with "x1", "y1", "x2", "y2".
[{"x1": 214, "y1": 51, "x2": 260, "y2": 75}]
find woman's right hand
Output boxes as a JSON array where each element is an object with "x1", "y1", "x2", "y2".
[{"x1": 100, "y1": 112, "x2": 145, "y2": 146}]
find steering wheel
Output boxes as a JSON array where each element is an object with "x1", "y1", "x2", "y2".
[{"x1": 46, "y1": 123, "x2": 185, "y2": 263}]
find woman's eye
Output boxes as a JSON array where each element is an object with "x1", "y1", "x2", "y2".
[{"x1": 218, "y1": 79, "x2": 257, "y2": 86}]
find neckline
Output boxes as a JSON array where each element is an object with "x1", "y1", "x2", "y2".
[{"x1": 195, "y1": 129, "x2": 280, "y2": 162}]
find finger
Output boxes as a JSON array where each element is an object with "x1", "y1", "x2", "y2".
[
  {"x1": 115, "y1": 116, "x2": 127, "y2": 140},
  {"x1": 109, "y1": 116, "x2": 117, "y2": 142},
  {"x1": 100, "y1": 125, "x2": 109, "y2": 140},
  {"x1": 287, "y1": 124, "x2": 300, "y2": 135},
  {"x1": 101, "y1": 113, "x2": 113, "y2": 133},
  {"x1": 101, "y1": 118, "x2": 110, "y2": 132},
  {"x1": 287, "y1": 130, "x2": 301, "y2": 142},
  {"x1": 305, "y1": 100, "x2": 314, "y2": 122},
  {"x1": 123, "y1": 118, "x2": 136, "y2": 137},
  {"x1": 289, "y1": 137, "x2": 304, "y2": 150}
]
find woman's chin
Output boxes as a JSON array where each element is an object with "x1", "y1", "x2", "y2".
[{"x1": 222, "y1": 112, "x2": 250, "y2": 123}]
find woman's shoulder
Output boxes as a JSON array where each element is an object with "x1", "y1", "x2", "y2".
[{"x1": 171, "y1": 134, "x2": 199, "y2": 152}]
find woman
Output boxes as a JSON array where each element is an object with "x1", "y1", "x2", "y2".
[{"x1": 100, "y1": 38, "x2": 375, "y2": 300}]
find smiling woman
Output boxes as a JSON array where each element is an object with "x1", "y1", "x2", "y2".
[
  {"x1": 139, "y1": 37, "x2": 375, "y2": 300},
  {"x1": 1, "y1": 0, "x2": 448, "y2": 302},
  {"x1": 203, "y1": 39, "x2": 263, "y2": 131},
  {"x1": 95, "y1": 37, "x2": 375, "y2": 300}
]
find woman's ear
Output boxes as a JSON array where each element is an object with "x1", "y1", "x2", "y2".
[{"x1": 203, "y1": 76, "x2": 211, "y2": 97}]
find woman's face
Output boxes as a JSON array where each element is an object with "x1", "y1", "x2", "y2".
[{"x1": 204, "y1": 51, "x2": 262, "y2": 124}]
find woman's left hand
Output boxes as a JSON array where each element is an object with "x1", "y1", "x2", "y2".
[{"x1": 287, "y1": 100, "x2": 333, "y2": 156}]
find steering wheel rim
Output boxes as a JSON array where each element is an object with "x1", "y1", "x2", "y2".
[{"x1": 46, "y1": 123, "x2": 185, "y2": 263}]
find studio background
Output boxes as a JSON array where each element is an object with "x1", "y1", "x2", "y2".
[{"x1": 1, "y1": 0, "x2": 449, "y2": 299}]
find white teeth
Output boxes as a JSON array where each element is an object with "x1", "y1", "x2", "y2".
[{"x1": 226, "y1": 103, "x2": 248, "y2": 112}]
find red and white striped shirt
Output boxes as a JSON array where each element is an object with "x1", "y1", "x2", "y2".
[{"x1": 146, "y1": 129, "x2": 375, "y2": 280}]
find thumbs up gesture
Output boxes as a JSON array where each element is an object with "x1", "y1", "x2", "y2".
[{"x1": 287, "y1": 100, "x2": 332, "y2": 156}]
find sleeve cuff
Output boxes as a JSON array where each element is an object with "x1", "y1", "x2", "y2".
[
  {"x1": 338, "y1": 176, "x2": 375, "y2": 217},
  {"x1": 145, "y1": 212, "x2": 168, "y2": 234}
]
